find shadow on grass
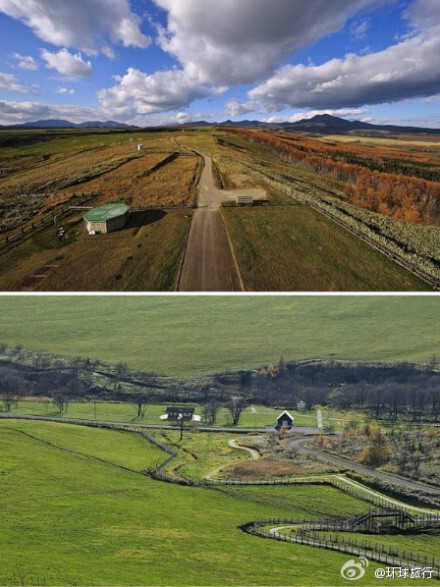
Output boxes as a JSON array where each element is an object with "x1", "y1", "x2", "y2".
[{"x1": 127, "y1": 210, "x2": 167, "y2": 231}]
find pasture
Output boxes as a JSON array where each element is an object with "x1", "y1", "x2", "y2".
[
  {"x1": 1, "y1": 296, "x2": 440, "y2": 375},
  {"x1": 222, "y1": 204, "x2": 426, "y2": 291},
  {"x1": 0, "y1": 419, "x2": 419, "y2": 586}
]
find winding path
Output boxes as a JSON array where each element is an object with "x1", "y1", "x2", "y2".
[{"x1": 204, "y1": 438, "x2": 260, "y2": 480}]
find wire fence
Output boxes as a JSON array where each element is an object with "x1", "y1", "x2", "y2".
[
  {"x1": 0, "y1": 192, "x2": 98, "y2": 252},
  {"x1": 245, "y1": 517, "x2": 440, "y2": 576}
]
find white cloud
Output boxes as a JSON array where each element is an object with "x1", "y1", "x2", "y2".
[
  {"x1": 0, "y1": 0, "x2": 150, "y2": 56},
  {"x1": 0, "y1": 98, "x2": 217, "y2": 126},
  {"x1": 11, "y1": 52, "x2": 38, "y2": 70},
  {"x1": 98, "y1": 67, "x2": 209, "y2": 116},
  {"x1": 351, "y1": 20, "x2": 370, "y2": 40},
  {"x1": 421, "y1": 95, "x2": 440, "y2": 104},
  {"x1": 406, "y1": 0, "x2": 440, "y2": 31},
  {"x1": 41, "y1": 49, "x2": 92, "y2": 77},
  {"x1": 55, "y1": 87, "x2": 75, "y2": 95},
  {"x1": 225, "y1": 99, "x2": 257, "y2": 117},
  {"x1": 249, "y1": 17, "x2": 440, "y2": 110},
  {"x1": 152, "y1": 0, "x2": 385, "y2": 85},
  {"x1": 211, "y1": 86, "x2": 229, "y2": 97},
  {"x1": 0, "y1": 72, "x2": 29, "y2": 93},
  {"x1": 263, "y1": 108, "x2": 368, "y2": 124},
  {"x1": 0, "y1": 99, "x2": 102, "y2": 124}
]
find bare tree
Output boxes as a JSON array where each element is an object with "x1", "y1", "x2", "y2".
[
  {"x1": 203, "y1": 400, "x2": 219, "y2": 425},
  {"x1": 53, "y1": 393, "x2": 69, "y2": 414},
  {"x1": 1, "y1": 389, "x2": 18, "y2": 413},
  {"x1": 227, "y1": 398, "x2": 243, "y2": 426},
  {"x1": 134, "y1": 395, "x2": 147, "y2": 419}
]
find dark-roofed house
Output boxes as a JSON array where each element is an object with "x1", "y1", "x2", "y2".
[
  {"x1": 166, "y1": 407, "x2": 195, "y2": 421},
  {"x1": 276, "y1": 410, "x2": 294, "y2": 431}
]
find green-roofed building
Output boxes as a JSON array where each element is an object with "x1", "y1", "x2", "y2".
[{"x1": 83, "y1": 203, "x2": 130, "y2": 235}]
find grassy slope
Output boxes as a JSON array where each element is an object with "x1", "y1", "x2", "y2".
[
  {"x1": 222, "y1": 204, "x2": 426, "y2": 291},
  {"x1": 0, "y1": 420, "x2": 418, "y2": 586},
  {"x1": 1, "y1": 296, "x2": 440, "y2": 375}
]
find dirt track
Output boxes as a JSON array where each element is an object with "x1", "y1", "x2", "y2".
[{"x1": 178, "y1": 154, "x2": 250, "y2": 292}]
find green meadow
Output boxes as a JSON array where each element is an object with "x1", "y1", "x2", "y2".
[
  {"x1": 1, "y1": 296, "x2": 440, "y2": 375},
  {"x1": 0, "y1": 419, "x2": 424, "y2": 586}
]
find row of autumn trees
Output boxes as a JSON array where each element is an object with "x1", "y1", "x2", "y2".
[{"x1": 228, "y1": 128, "x2": 440, "y2": 224}]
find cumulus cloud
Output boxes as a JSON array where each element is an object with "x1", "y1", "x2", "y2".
[
  {"x1": 55, "y1": 87, "x2": 75, "y2": 95},
  {"x1": 249, "y1": 15, "x2": 440, "y2": 110},
  {"x1": 98, "y1": 67, "x2": 209, "y2": 116},
  {"x1": 0, "y1": 99, "x2": 103, "y2": 124},
  {"x1": 11, "y1": 53, "x2": 38, "y2": 70},
  {"x1": 0, "y1": 0, "x2": 150, "y2": 56},
  {"x1": 152, "y1": 0, "x2": 384, "y2": 85},
  {"x1": 225, "y1": 99, "x2": 257, "y2": 117},
  {"x1": 406, "y1": 0, "x2": 440, "y2": 31},
  {"x1": 41, "y1": 49, "x2": 92, "y2": 77},
  {"x1": 0, "y1": 72, "x2": 29, "y2": 93}
]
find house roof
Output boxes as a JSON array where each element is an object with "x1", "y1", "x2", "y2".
[
  {"x1": 83, "y1": 203, "x2": 129, "y2": 223},
  {"x1": 166, "y1": 407, "x2": 195, "y2": 414},
  {"x1": 277, "y1": 410, "x2": 294, "y2": 422}
]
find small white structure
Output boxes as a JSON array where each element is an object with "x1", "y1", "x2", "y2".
[
  {"x1": 236, "y1": 195, "x2": 254, "y2": 206},
  {"x1": 137, "y1": 144, "x2": 144, "y2": 152}
]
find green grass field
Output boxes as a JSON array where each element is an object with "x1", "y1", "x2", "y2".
[
  {"x1": 5, "y1": 401, "x2": 323, "y2": 429},
  {"x1": 1, "y1": 296, "x2": 440, "y2": 375},
  {"x1": 0, "y1": 419, "x2": 422, "y2": 586},
  {"x1": 222, "y1": 204, "x2": 426, "y2": 291}
]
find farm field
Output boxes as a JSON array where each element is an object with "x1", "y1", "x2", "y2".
[
  {"x1": 222, "y1": 203, "x2": 426, "y2": 291},
  {"x1": 1, "y1": 295, "x2": 440, "y2": 375},
  {"x1": 0, "y1": 208, "x2": 190, "y2": 291},
  {"x1": 0, "y1": 418, "x2": 426, "y2": 586},
  {"x1": 0, "y1": 130, "x2": 201, "y2": 291},
  {"x1": 2, "y1": 127, "x2": 440, "y2": 290},
  {"x1": 3, "y1": 400, "x2": 327, "y2": 429}
]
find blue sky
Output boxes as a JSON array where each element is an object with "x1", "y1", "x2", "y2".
[{"x1": 0, "y1": 0, "x2": 439, "y2": 127}]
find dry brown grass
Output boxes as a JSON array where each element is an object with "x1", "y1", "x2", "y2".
[
  {"x1": 62, "y1": 153, "x2": 202, "y2": 208},
  {"x1": 0, "y1": 143, "x2": 133, "y2": 196},
  {"x1": 0, "y1": 209, "x2": 191, "y2": 291},
  {"x1": 222, "y1": 458, "x2": 338, "y2": 479}
]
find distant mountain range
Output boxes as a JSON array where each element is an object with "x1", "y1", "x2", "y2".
[
  {"x1": 0, "y1": 114, "x2": 439, "y2": 135},
  {"x1": 216, "y1": 114, "x2": 440, "y2": 135},
  {"x1": 0, "y1": 119, "x2": 136, "y2": 129}
]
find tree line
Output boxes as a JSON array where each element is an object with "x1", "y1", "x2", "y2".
[{"x1": 227, "y1": 128, "x2": 440, "y2": 225}]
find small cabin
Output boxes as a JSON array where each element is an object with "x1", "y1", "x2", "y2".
[
  {"x1": 276, "y1": 410, "x2": 294, "y2": 431},
  {"x1": 236, "y1": 195, "x2": 254, "y2": 206},
  {"x1": 166, "y1": 407, "x2": 195, "y2": 421}
]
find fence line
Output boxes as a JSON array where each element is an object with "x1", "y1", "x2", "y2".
[
  {"x1": 0, "y1": 192, "x2": 98, "y2": 252},
  {"x1": 244, "y1": 517, "x2": 440, "y2": 575}
]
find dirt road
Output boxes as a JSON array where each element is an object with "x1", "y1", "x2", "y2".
[{"x1": 178, "y1": 154, "x2": 253, "y2": 292}]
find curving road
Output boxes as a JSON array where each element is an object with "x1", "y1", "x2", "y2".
[{"x1": 290, "y1": 436, "x2": 440, "y2": 496}]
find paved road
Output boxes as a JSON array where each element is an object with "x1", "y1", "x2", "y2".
[
  {"x1": 0, "y1": 413, "x2": 318, "y2": 435},
  {"x1": 290, "y1": 437, "x2": 440, "y2": 496},
  {"x1": 178, "y1": 154, "x2": 249, "y2": 292}
]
